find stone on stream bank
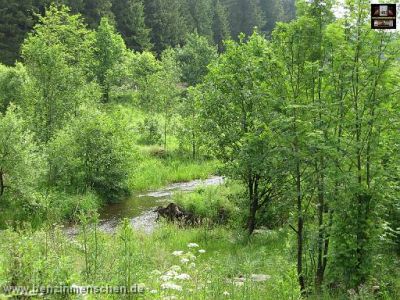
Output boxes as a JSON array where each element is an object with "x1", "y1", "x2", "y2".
[{"x1": 154, "y1": 203, "x2": 202, "y2": 225}]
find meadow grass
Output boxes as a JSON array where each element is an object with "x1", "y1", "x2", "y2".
[
  {"x1": 0, "y1": 223, "x2": 300, "y2": 300},
  {"x1": 130, "y1": 146, "x2": 220, "y2": 191}
]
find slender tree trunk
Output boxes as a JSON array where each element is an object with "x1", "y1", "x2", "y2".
[
  {"x1": 247, "y1": 174, "x2": 259, "y2": 235},
  {"x1": 192, "y1": 130, "x2": 196, "y2": 160},
  {"x1": 0, "y1": 169, "x2": 4, "y2": 197},
  {"x1": 296, "y1": 158, "x2": 306, "y2": 294},
  {"x1": 315, "y1": 158, "x2": 325, "y2": 290},
  {"x1": 164, "y1": 111, "x2": 168, "y2": 151}
]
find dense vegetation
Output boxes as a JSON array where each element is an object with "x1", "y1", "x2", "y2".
[
  {"x1": 0, "y1": 0, "x2": 296, "y2": 65},
  {"x1": 0, "y1": 0, "x2": 399, "y2": 299}
]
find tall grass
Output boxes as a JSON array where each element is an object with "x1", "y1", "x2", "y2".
[
  {"x1": 130, "y1": 151, "x2": 219, "y2": 191},
  {"x1": 0, "y1": 223, "x2": 300, "y2": 299}
]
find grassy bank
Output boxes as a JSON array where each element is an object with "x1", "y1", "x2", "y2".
[
  {"x1": 0, "y1": 223, "x2": 299, "y2": 300},
  {"x1": 131, "y1": 151, "x2": 219, "y2": 191}
]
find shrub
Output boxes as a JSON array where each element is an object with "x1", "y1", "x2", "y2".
[
  {"x1": 174, "y1": 183, "x2": 242, "y2": 226},
  {"x1": 137, "y1": 117, "x2": 162, "y2": 145}
]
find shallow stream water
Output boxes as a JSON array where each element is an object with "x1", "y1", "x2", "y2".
[{"x1": 65, "y1": 176, "x2": 223, "y2": 235}]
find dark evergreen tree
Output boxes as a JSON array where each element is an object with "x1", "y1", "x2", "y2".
[
  {"x1": 111, "y1": 0, "x2": 151, "y2": 51},
  {"x1": 184, "y1": 0, "x2": 213, "y2": 41},
  {"x1": 65, "y1": 0, "x2": 114, "y2": 28},
  {"x1": 212, "y1": 0, "x2": 231, "y2": 52},
  {"x1": 144, "y1": 0, "x2": 188, "y2": 54},
  {"x1": 223, "y1": 0, "x2": 265, "y2": 38},
  {"x1": 281, "y1": 0, "x2": 296, "y2": 21},
  {"x1": 0, "y1": 0, "x2": 37, "y2": 65},
  {"x1": 260, "y1": 0, "x2": 284, "y2": 34}
]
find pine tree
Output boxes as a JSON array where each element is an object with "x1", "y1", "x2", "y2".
[
  {"x1": 260, "y1": 0, "x2": 284, "y2": 34},
  {"x1": 0, "y1": 0, "x2": 37, "y2": 65},
  {"x1": 184, "y1": 0, "x2": 213, "y2": 41},
  {"x1": 111, "y1": 0, "x2": 152, "y2": 51},
  {"x1": 144, "y1": 0, "x2": 188, "y2": 54},
  {"x1": 223, "y1": 0, "x2": 265, "y2": 38},
  {"x1": 212, "y1": 0, "x2": 231, "y2": 52},
  {"x1": 66, "y1": 0, "x2": 114, "y2": 28}
]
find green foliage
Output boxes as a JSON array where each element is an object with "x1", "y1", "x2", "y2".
[
  {"x1": 0, "y1": 105, "x2": 45, "y2": 228},
  {"x1": 48, "y1": 107, "x2": 135, "y2": 203},
  {"x1": 93, "y1": 17, "x2": 127, "y2": 102},
  {"x1": 0, "y1": 0, "x2": 37, "y2": 65},
  {"x1": 21, "y1": 5, "x2": 97, "y2": 142},
  {"x1": 174, "y1": 183, "x2": 242, "y2": 225},
  {"x1": 184, "y1": 0, "x2": 214, "y2": 41},
  {"x1": 137, "y1": 117, "x2": 162, "y2": 145},
  {"x1": 144, "y1": 0, "x2": 189, "y2": 54},
  {"x1": 175, "y1": 33, "x2": 217, "y2": 86},
  {"x1": 111, "y1": 0, "x2": 151, "y2": 51},
  {"x1": 64, "y1": 0, "x2": 114, "y2": 28},
  {"x1": 0, "y1": 63, "x2": 29, "y2": 113},
  {"x1": 212, "y1": 0, "x2": 231, "y2": 52},
  {"x1": 200, "y1": 32, "x2": 286, "y2": 234}
]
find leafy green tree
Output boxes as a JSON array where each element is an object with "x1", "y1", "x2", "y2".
[
  {"x1": 175, "y1": 33, "x2": 217, "y2": 86},
  {"x1": 48, "y1": 107, "x2": 135, "y2": 203},
  {"x1": 21, "y1": 5, "x2": 98, "y2": 142},
  {"x1": 93, "y1": 17, "x2": 127, "y2": 102},
  {"x1": 130, "y1": 51, "x2": 162, "y2": 109},
  {"x1": 325, "y1": 1, "x2": 399, "y2": 289},
  {"x1": 178, "y1": 87, "x2": 204, "y2": 159},
  {"x1": 0, "y1": 63, "x2": 29, "y2": 113},
  {"x1": 111, "y1": 0, "x2": 152, "y2": 51},
  {"x1": 146, "y1": 48, "x2": 182, "y2": 150},
  {"x1": 200, "y1": 33, "x2": 286, "y2": 235},
  {"x1": 0, "y1": 105, "x2": 45, "y2": 227},
  {"x1": 271, "y1": 14, "x2": 322, "y2": 294}
]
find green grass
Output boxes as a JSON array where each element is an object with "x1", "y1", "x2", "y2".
[
  {"x1": 129, "y1": 147, "x2": 220, "y2": 191},
  {"x1": 0, "y1": 224, "x2": 300, "y2": 300}
]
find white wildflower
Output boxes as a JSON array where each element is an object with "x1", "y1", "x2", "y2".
[
  {"x1": 172, "y1": 250, "x2": 184, "y2": 256},
  {"x1": 175, "y1": 273, "x2": 191, "y2": 280},
  {"x1": 170, "y1": 265, "x2": 181, "y2": 272},
  {"x1": 234, "y1": 281, "x2": 244, "y2": 287},
  {"x1": 187, "y1": 243, "x2": 199, "y2": 248},
  {"x1": 160, "y1": 275, "x2": 172, "y2": 282},
  {"x1": 198, "y1": 249, "x2": 206, "y2": 253},
  {"x1": 165, "y1": 270, "x2": 178, "y2": 277},
  {"x1": 223, "y1": 291, "x2": 230, "y2": 296},
  {"x1": 162, "y1": 296, "x2": 177, "y2": 300},
  {"x1": 161, "y1": 282, "x2": 183, "y2": 291},
  {"x1": 189, "y1": 262, "x2": 196, "y2": 269},
  {"x1": 180, "y1": 258, "x2": 189, "y2": 264},
  {"x1": 150, "y1": 289, "x2": 158, "y2": 294}
]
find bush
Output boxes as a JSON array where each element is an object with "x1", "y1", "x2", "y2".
[
  {"x1": 174, "y1": 183, "x2": 243, "y2": 226},
  {"x1": 48, "y1": 107, "x2": 136, "y2": 203},
  {"x1": 137, "y1": 117, "x2": 162, "y2": 145}
]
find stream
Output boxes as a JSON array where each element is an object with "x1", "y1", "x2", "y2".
[{"x1": 65, "y1": 176, "x2": 224, "y2": 235}]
